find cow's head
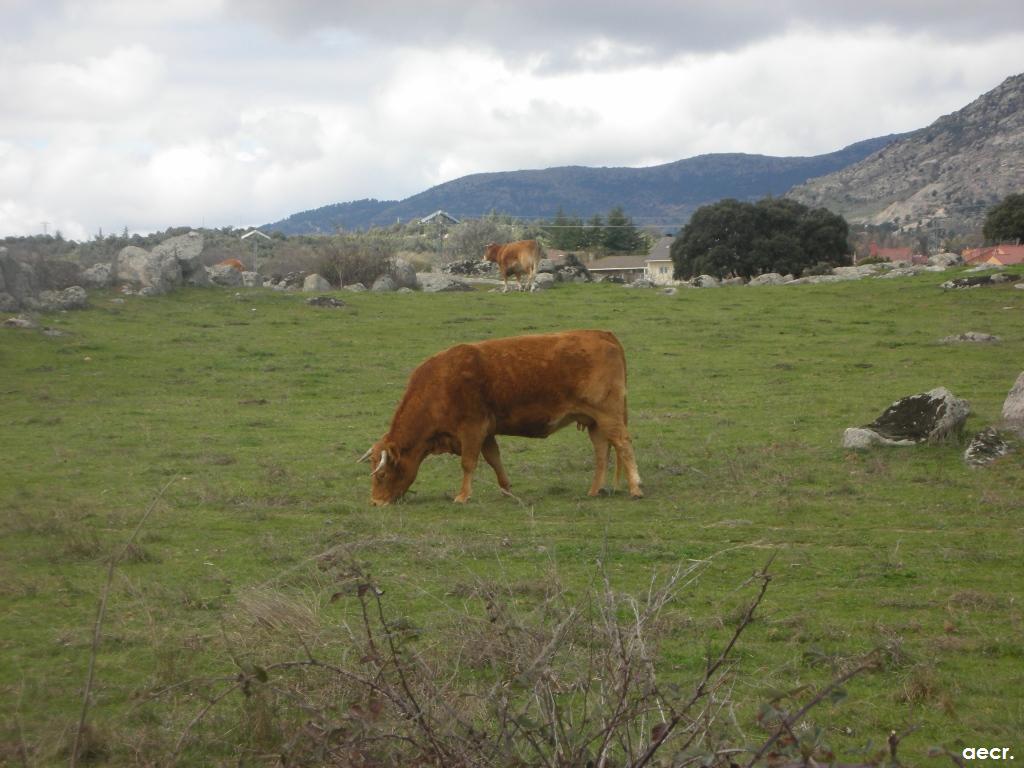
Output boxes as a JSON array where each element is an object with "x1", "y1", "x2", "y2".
[
  {"x1": 482, "y1": 243, "x2": 500, "y2": 263},
  {"x1": 358, "y1": 439, "x2": 417, "y2": 506}
]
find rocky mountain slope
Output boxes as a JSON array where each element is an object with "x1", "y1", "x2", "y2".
[
  {"x1": 788, "y1": 73, "x2": 1024, "y2": 235},
  {"x1": 266, "y1": 136, "x2": 901, "y2": 234}
]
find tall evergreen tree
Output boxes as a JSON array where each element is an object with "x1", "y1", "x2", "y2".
[
  {"x1": 583, "y1": 214, "x2": 604, "y2": 249},
  {"x1": 602, "y1": 207, "x2": 646, "y2": 253}
]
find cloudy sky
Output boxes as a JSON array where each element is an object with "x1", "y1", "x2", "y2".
[{"x1": 2, "y1": 1, "x2": 1024, "y2": 239}]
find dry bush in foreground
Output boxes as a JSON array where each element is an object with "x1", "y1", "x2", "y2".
[{"x1": 159, "y1": 550, "x2": 900, "y2": 767}]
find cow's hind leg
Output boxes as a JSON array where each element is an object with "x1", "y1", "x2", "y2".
[
  {"x1": 482, "y1": 435, "x2": 512, "y2": 496},
  {"x1": 587, "y1": 426, "x2": 611, "y2": 496},
  {"x1": 594, "y1": 418, "x2": 643, "y2": 498},
  {"x1": 612, "y1": 434, "x2": 643, "y2": 498}
]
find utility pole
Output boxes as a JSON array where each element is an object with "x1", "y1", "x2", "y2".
[{"x1": 240, "y1": 229, "x2": 271, "y2": 273}]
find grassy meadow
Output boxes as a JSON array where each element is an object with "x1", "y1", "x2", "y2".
[{"x1": 1, "y1": 275, "x2": 1022, "y2": 764}]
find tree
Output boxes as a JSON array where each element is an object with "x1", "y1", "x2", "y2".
[
  {"x1": 602, "y1": 207, "x2": 646, "y2": 253},
  {"x1": 583, "y1": 214, "x2": 604, "y2": 249},
  {"x1": 543, "y1": 208, "x2": 586, "y2": 251},
  {"x1": 983, "y1": 193, "x2": 1024, "y2": 243},
  {"x1": 672, "y1": 198, "x2": 850, "y2": 279}
]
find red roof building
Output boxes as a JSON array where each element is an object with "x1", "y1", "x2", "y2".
[
  {"x1": 868, "y1": 242, "x2": 920, "y2": 263},
  {"x1": 962, "y1": 244, "x2": 1024, "y2": 266}
]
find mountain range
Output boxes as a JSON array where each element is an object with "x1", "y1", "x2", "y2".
[
  {"x1": 788, "y1": 73, "x2": 1024, "y2": 235},
  {"x1": 265, "y1": 136, "x2": 903, "y2": 235},
  {"x1": 267, "y1": 72, "x2": 1023, "y2": 237}
]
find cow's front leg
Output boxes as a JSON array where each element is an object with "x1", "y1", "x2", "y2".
[
  {"x1": 481, "y1": 435, "x2": 512, "y2": 495},
  {"x1": 587, "y1": 426, "x2": 610, "y2": 496},
  {"x1": 454, "y1": 435, "x2": 484, "y2": 503}
]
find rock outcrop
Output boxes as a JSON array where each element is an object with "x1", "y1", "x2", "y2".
[
  {"x1": 115, "y1": 232, "x2": 207, "y2": 294},
  {"x1": 302, "y1": 274, "x2": 332, "y2": 292},
  {"x1": 843, "y1": 387, "x2": 970, "y2": 449},
  {"x1": 963, "y1": 427, "x2": 1015, "y2": 466},
  {"x1": 790, "y1": 73, "x2": 1024, "y2": 235},
  {"x1": 1001, "y1": 371, "x2": 1024, "y2": 437},
  {"x1": 417, "y1": 273, "x2": 474, "y2": 292}
]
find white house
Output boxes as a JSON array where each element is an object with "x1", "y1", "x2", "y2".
[{"x1": 644, "y1": 236, "x2": 675, "y2": 285}]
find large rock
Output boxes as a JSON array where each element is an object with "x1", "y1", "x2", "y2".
[
  {"x1": 113, "y1": 232, "x2": 205, "y2": 293},
  {"x1": 81, "y1": 262, "x2": 113, "y2": 287},
  {"x1": 390, "y1": 257, "x2": 418, "y2": 289},
  {"x1": 1001, "y1": 372, "x2": 1024, "y2": 437},
  {"x1": 877, "y1": 266, "x2": 926, "y2": 279},
  {"x1": 241, "y1": 271, "x2": 264, "y2": 288},
  {"x1": 842, "y1": 387, "x2": 970, "y2": 448},
  {"x1": 442, "y1": 260, "x2": 497, "y2": 277},
  {"x1": 928, "y1": 252, "x2": 963, "y2": 268},
  {"x1": 788, "y1": 274, "x2": 845, "y2": 285},
  {"x1": 31, "y1": 285, "x2": 88, "y2": 311},
  {"x1": 692, "y1": 274, "x2": 720, "y2": 288},
  {"x1": 556, "y1": 254, "x2": 592, "y2": 282},
  {"x1": 303, "y1": 274, "x2": 332, "y2": 292},
  {"x1": 537, "y1": 258, "x2": 556, "y2": 274},
  {"x1": 533, "y1": 273, "x2": 555, "y2": 290},
  {"x1": 0, "y1": 251, "x2": 40, "y2": 307},
  {"x1": 963, "y1": 427, "x2": 1015, "y2": 466},
  {"x1": 186, "y1": 265, "x2": 212, "y2": 287},
  {"x1": 749, "y1": 272, "x2": 789, "y2": 286},
  {"x1": 152, "y1": 231, "x2": 204, "y2": 275},
  {"x1": 371, "y1": 275, "x2": 396, "y2": 292},
  {"x1": 3, "y1": 314, "x2": 35, "y2": 329},
  {"x1": 208, "y1": 264, "x2": 243, "y2": 287},
  {"x1": 416, "y1": 273, "x2": 474, "y2": 292},
  {"x1": 116, "y1": 245, "x2": 181, "y2": 294},
  {"x1": 941, "y1": 274, "x2": 1011, "y2": 289},
  {"x1": 833, "y1": 264, "x2": 880, "y2": 279}
]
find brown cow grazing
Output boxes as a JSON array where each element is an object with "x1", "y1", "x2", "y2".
[
  {"x1": 358, "y1": 330, "x2": 643, "y2": 505},
  {"x1": 217, "y1": 258, "x2": 245, "y2": 271},
  {"x1": 483, "y1": 239, "x2": 542, "y2": 292}
]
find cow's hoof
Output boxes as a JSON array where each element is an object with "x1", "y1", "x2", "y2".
[
  {"x1": 453, "y1": 494, "x2": 470, "y2": 504},
  {"x1": 629, "y1": 490, "x2": 644, "y2": 499},
  {"x1": 499, "y1": 487, "x2": 514, "y2": 497},
  {"x1": 588, "y1": 487, "x2": 610, "y2": 497}
]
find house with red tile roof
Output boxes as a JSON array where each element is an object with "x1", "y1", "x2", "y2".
[
  {"x1": 962, "y1": 244, "x2": 1024, "y2": 266},
  {"x1": 867, "y1": 242, "x2": 920, "y2": 263}
]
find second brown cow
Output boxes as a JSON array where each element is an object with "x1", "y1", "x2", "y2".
[{"x1": 483, "y1": 239, "x2": 542, "y2": 292}]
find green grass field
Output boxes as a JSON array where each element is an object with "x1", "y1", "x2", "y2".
[{"x1": 2, "y1": 276, "x2": 1022, "y2": 765}]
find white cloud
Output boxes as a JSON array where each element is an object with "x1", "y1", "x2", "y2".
[
  {"x1": 2, "y1": 45, "x2": 164, "y2": 119},
  {"x1": 1, "y1": 2, "x2": 1023, "y2": 237}
]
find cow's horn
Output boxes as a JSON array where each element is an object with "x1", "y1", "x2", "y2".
[
  {"x1": 371, "y1": 450, "x2": 388, "y2": 475},
  {"x1": 357, "y1": 446, "x2": 374, "y2": 463}
]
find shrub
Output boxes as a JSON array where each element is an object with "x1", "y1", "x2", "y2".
[{"x1": 317, "y1": 238, "x2": 395, "y2": 287}]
